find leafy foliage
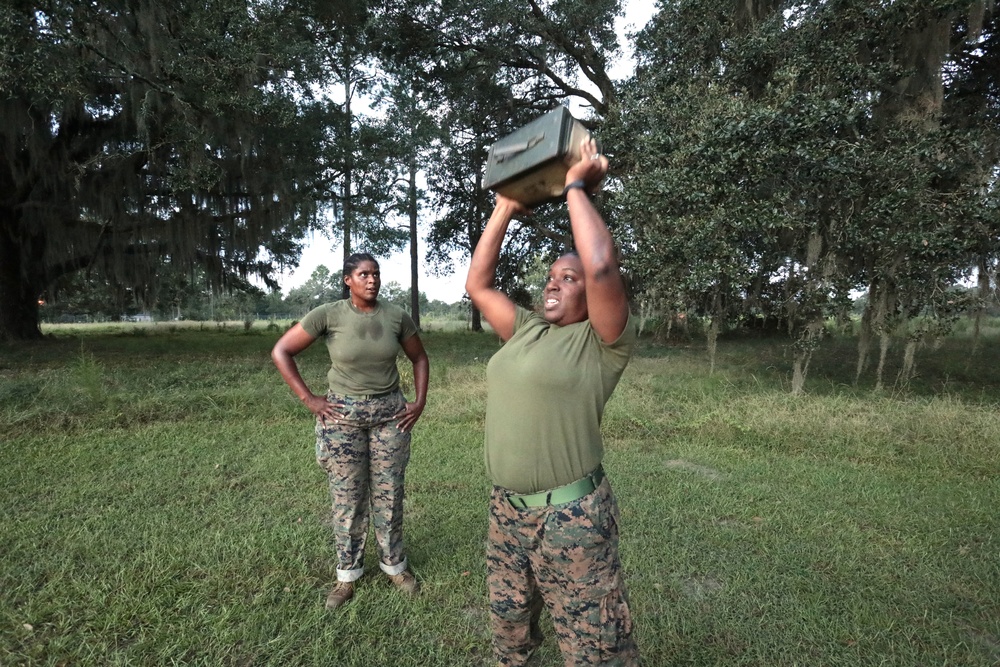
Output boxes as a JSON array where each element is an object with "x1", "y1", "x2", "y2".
[
  {"x1": 0, "y1": 0, "x2": 332, "y2": 340},
  {"x1": 380, "y1": 0, "x2": 623, "y2": 115},
  {"x1": 608, "y1": 0, "x2": 1000, "y2": 392},
  {"x1": 8, "y1": 0, "x2": 1000, "y2": 398},
  {"x1": 376, "y1": 0, "x2": 625, "y2": 328},
  {"x1": 306, "y1": 3, "x2": 412, "y2": 263}
]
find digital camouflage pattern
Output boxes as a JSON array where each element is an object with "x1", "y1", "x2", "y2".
[
  {"x1": 315, "y1": 390, "x2": 410, "y2": 580},
  {"x1": 488, "y1": 477, "x2": 639, "y2": 666}
]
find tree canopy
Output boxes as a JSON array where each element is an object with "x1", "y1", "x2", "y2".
[
  {"x1": 607, "y1": 0, "x2": 1000, "y2": 391},
  {"x1": 5, "y1": 0, "x2": 1000, "y2": 396},
  {"x1": 0, "y1": 0, "x2": 334, "y2": 340},
  {"x1": 376, "y1": 0, "x2": 625, "y2": 328}
]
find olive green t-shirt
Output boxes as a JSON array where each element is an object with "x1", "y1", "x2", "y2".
[
  {"x1": 484, "y1": 306, "x2": 636, "y2": 494},
  {"x1": 299, "y1": 300, "x2": 417, "y2": 396}
]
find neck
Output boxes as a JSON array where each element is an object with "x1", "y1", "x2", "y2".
[{"x1": 351, "y1": 296, "x2": 377, "y2": 312}]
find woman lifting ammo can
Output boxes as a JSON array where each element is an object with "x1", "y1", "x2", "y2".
[
  {"x1": 272, "y1": 252, "x2": 428, "y2": 610},
  {"x1": 466, "y1": 137, "x2": 640, "y2": 666}
]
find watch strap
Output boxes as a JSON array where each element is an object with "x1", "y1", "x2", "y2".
[{"x1": 561, "y1": 180, "x2": 587, "y2": 197}]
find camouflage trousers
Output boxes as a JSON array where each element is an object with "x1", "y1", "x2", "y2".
[
  {"x1": 488, "y1": 475, "x2": 639, "y2": 667},
  {"x1": 315, "y1": 390, "x2": 411, "y2": 582}
]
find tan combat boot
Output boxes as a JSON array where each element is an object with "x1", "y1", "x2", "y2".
[
  {"x1": 387, "y1": 569, "x2": 419, "y2": 596},
  {"x1": 325, "y1": 581, "x2": 354, "y2": 610}
]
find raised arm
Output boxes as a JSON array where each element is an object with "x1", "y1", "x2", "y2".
[
  {"x1": 465, "y1": 195, "x2": 530, "y2": 341},
  {"x1": 564, "y1": 137, "x2": 629, "y2": 344}
]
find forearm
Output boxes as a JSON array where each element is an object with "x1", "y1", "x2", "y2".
[
  {"x1": 464, "y1": 197, "x2": 522, "y2": 340},
  {"x1": 412, "y1": 355, "x2": 429, "y2": 407},
  {"x1": 465, "y1": 199, "x2": 518, "y2": 295},
  {"x1": 272, "y1": 349, "x2": 316, "y2": 403},
  {"x1": 566, "y1": 189, "x2": 617, "y2": 280}
]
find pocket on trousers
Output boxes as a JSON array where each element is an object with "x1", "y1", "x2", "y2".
[
  {"x1": 574, "y1": 484, "x2": 619, "y2": 549},
  {"x1": 599, "y1": 582, "x2": 636, "y2": 664},
  {"x1": 315, "y1": 420, "x2": 336, "y2": 468}
]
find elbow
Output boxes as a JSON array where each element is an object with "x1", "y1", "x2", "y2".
[
  {"x1": 271, "y1": 344, "x2": 286, "y2": 366},
  {"x1": 464, "y1": 278, "x2": 483, "y2": 304},
  {"x1": 588, "y1": 252, "x2": 618, "y2": 282}
]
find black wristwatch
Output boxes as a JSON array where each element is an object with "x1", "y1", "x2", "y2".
[{"x1": 561, "y1": 180, "x2": 587, "y2": 197}]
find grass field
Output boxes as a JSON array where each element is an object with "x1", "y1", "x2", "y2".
[{"x1": 2, "y1": 324, "x2": 998, "y2": 666}]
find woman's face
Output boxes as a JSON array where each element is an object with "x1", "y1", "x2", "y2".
[
  {"x1": 542, "y1": 254, "x2": 588, "y2": 326},
  {"x1": 345, "y1": 260, "x2": 381, "y2": 305}
]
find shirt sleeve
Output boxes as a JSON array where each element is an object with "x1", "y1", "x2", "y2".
[
  {"x1": 299, "y1": 304, "x2": 331, "y2": 339},
  {"x1": 597, "y1": 311, "x2": 637, "y2": 389},
  {"x1": 398, "y1": 309, "x2": 418, "y2": 342},
  {"x1": 512, "y1": 305, "x2": 540, "y2": 335},
  {"x1": 602, "y1": 311, "x2": 637, "y2": 355}
]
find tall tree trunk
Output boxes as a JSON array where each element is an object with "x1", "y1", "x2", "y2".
[
  {"x1": 470, "y1": 302, "x2": 482, "y2": 332},
  {"x1": 791, "y1": 318, "x2": 823, "y2": 396},
  {"x1": 407, "y1": 158, "x2": 420, "y2": 328},
  {"x1": 343, "y1": 168, "x2": 353, "y2": 260},
  {"x1": 973, "y1": 256, "x2": 990, "y2": 355},
  {"x1": 899, "y1": 338, "x2": 918, "y2": 386},
  {"x1": 855, "y1": 299, "x2": 872, "y2": 385},
  {"x1": 874, "y1": 330, "x2": 891, "y2": 392},
  {"x1": 706, "y1": 285, "x2": 724, "y2": 373},
  {"x1": 469, "y1": 170, "x2": 485, "y2": 333},
  {"x1": 706, "y1": 316, "x2": 720, "y2": 374},
  {"x1": 636, "y1": 299, "x2": 652, "y2": 336},
  {"x1": 0, "y1": 211, "x2": 44, "y2": 341},
  {"x1": 341, "y1": 70, "x2": 354, "y2": 300}
]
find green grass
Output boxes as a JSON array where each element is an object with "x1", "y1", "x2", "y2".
[{"x1": 2, "y1": 326, "x2": 999, "y2": 666}]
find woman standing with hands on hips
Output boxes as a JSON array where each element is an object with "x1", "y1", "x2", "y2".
[
  {"x1": 466, "y1": 137, "x2": 640, "y2": 666},
  {"x1": 272, "y1": 252, "x2": 428, "y2": 610}
]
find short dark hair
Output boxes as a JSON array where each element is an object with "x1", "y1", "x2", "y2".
[{"x1": 343, "y1": 252, "x2": 378, "y2": 279}]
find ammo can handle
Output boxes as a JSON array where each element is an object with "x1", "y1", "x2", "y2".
[{"x1": 493, "y1": 134, "x2": 544, "y2": 162}]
